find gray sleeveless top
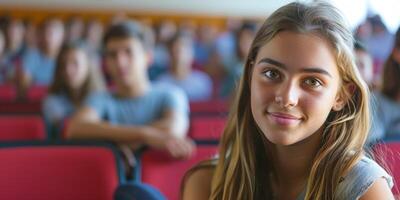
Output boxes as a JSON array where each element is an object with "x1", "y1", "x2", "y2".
[{"x1": 296, "y1": 156, "x2": 393, "y2": 200}]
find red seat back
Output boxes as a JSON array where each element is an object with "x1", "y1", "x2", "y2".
[
  {"x1": 27, "y1": 86, "x2": 48, "y2": 101},
  {"x1": 189, "y1": 116, "x2": 226, "y2": 140},
  {"x1": 189, "y1": 100, "x2": 228, "y2": 114},
  {"x1": 0, "y1": 145, "x2": 120, "y2": 200},
  {"x1": 0, "y1": 101, "x2": 42, "y2": 113},
  {"x1": 373, "y1": 142, "x2": 400, "y2": 195},
  {"x1": 0, "y1": 85, "x2": 16, "y2": 101},
  {"x1": 141, "y1": 145, "x2": 218, "y2": 200},
  {"x1": 0, "y1": 116, "x2": 46, "y2": 141}
]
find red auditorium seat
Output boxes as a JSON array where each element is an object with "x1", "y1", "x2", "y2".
[
  {"x1": 0, "y1": 86, "x2": 46, "y2": 114},
  {"x1": 0, "y1": 115, "x2": 46, "y2": 141},
  {"x1": 141, "y1": 145, "x2": 219, "y2": 200},
  {"x1": 373, "y1": 142, "x2": 400, "y2": 195},
  {"x1": 0, "y1": 101, "x2": 42, "y2": 114},
  {"x1": 189, "y1": 116, "x2": 226, "y2": 140},
  {"x1": 0, "y1": 84, "x2": 17, "y2": 101},
  {"x1": 0, "y1": 144, "x2": 122, "y2": 200},
  {"x1": 27, "y1": 86, "x2": 48, "y2": 101},
  {"x1": 189, "y1": 100, "x2": 229, "y2": 114}
]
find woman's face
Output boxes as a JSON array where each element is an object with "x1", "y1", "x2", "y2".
[
  {"x1": 250, "y1": 31, "x2": 344, "y2": 146},
  {"x1": 171, "y1": 38, "x2": 194, "y2": 69},
  {"x1": 64, "y1": 49, "x2": 89, "y2": 90}
]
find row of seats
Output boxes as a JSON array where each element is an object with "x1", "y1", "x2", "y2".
[
  {"x1": 0, "y1": 142, "x2": 123, "y2": 200},
  {"x1": 0, "y1": 141, "x2": 397, "y2": 200},
  {"x1": 0, "y1": 115, "x2": 226, "y2": 141},
  {"x1": 0, "y1": 85, "x2": 48, "y2": 102},
  {"x1": 0, "y1": 97, "x2": 226, "y2": 199},
  {"x1": 0, "y1": 141, "x2": 219, "y2": 200},
  {"x1": 0, "y1": 92, "x2": 229, "y2": 116}
]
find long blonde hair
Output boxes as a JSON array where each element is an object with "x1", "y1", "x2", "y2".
[{"x1": 210, "y1": 2, "x2": 370, "y2": 199}]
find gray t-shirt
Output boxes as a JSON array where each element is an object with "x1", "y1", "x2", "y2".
[
  {"x1": 85, "y1": 84, "x2": 189, "y2": 125},
  {"x1": 297, "y1": 156, "x2": 393, "y2": 200}
]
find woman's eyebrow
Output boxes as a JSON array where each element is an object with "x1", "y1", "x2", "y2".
[
  {"x1": 257, "y1": 58, "x2": 286, "y2": 69},
  {"x1": 257, "y1": 57, "x2": 332, "y2": 78}
]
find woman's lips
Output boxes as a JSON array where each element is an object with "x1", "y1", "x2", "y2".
[{"x1": 267, "y1": 112, "x2": 302, "y2": 126}]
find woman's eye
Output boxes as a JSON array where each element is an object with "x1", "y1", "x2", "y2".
[
  {"x1": 264, "y1": 70, "x2": 281, "y2": 80},
  {"x1": 304, "y1": 78, "x2": 322, "y2": 87}
]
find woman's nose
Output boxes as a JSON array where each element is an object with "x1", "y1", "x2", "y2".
[{"x1": 275, "y1": 81, "x2": 299, "y2": 108}]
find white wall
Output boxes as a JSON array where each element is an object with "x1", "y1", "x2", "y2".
[{"x1": 0, "y1": 0, "x2": 308, "y2": 18}]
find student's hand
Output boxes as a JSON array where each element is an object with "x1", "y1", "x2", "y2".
[
  {"x1": 165, "y1": 137, "x2": 196, "y2": 159},
  {"x1": 142, "y1": 127, "x2": 196, "y2": 159}
]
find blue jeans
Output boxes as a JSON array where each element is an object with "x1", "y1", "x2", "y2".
[{"x1": 114, "y1": 182, "x2": 166, "y2": 200}]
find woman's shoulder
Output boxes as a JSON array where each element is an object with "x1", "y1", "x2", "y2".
[
  {"x1": 44, "y1": 93, "x2": 69, "y2": 105},
  {"x1": 181, "y1": 159, "x2": 217, "y2": 200},
  {"x1": 336, "y1": 156, "x2": 393, "y2": 199}
]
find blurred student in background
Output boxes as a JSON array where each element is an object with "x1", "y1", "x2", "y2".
[
  {"x1": 365, "y1": 15, "x2": 394, "y2": 75},
  {"x1": 65, "y1": 16, "x2": 85, "y2": 43},
  {"x1": 0, "y1": 17, "x2": 26, "y2": 84},
  {"x1": 84, "y1": 19, "x2": 104, "y2": 71},
  {"x1": 67, "y1": 21, "x2": 195, "y2": 160},
  {"x1": 382, "y1": 26, "x2": 400, "y2": 102},
  {"x1": 17, "y1": 17, "x2": 64, "y2": 96},
  {"x1": 43, "y1": 41, "x2": 105, "y2": 138},
  {"x1": 219, "y1": 22, "x2": 257, "y2": 99},
  {"x1": 354, "y1": 41, "x2": 400, "y2": 143},
  {"x1": 23, "y1": 19, "x2": 37, "y2": 50},
  {"x1": 156, "y1": 32, "x2": 213, "y2": 102},
  {"x1": 0, "y1": 29, "x2": 9, "y2": 83},
  {"x1": 4, "y1": 18, "x2": 25, "y2": 65},
  {"x1": 380, "y1": 26, "x2": 400, "y2": 135},
  {"x1": 149, "y1": 20, "x2": 177, "y2": 81}
]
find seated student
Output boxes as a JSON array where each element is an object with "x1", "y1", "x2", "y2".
[
  {"x1": 66, "y1": 21, "x2": 195, "y2": 160},
  {"x1": 354, "y1": 41, "x2": 400, "y2": 143},
  {"x1": 42, "y1": 42, "x2": 105, "y2": 138},
  {"x1": 0, "y1": 29, "x2": 8, "y2": 83},
  {"x1": 1, "y1": 17, "x2": 26, "y2": 84},
  {"x1": 182, "y1": 2, "x2": 394, "y2": 200},
  {"x1": 219, "y1": 22, "x2": 257, "y2": 99},
  {"x1": 380, "y1": 26, "x2": 400, "y2": 135},
  {"x1": 16, "y1": 18, "x2": 64, "y2": 96},
  {"x1": 156, "y1": 32, "x2": 213, "y2": 102}
]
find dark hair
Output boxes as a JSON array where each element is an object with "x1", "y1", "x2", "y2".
[
  {"x1": 368, "y1": 14, "x2": 388, "y2": 31},
  {"x1": 354, "y1": 40, "x2": 367, "y2": 52},
  {"x1": 382, "y1": 26, "x2": 400, "y2": 100},
  {"x1": 165, "y1": 31, "x2": 192, "y2": 51},
  {"x1": 48, "y1": 41, "x2": 104, "y2": 104},
  {"x1": 234, "y1": 22, "x2": 257, "y2": 60},
  {"x1": 102, "y1": 20, "x2": 149, "y2": 50},
  {"x1": 395, "y1": 26, "x2": 400, "y2": 48}
]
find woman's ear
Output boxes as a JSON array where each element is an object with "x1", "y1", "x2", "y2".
[{"x1": 332, "y1": 83, "x2": 355, "y2": 111}]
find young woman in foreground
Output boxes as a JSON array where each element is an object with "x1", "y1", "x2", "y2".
[{"x1": 182, "y1": 2, "x2": 394, "y2": 200}]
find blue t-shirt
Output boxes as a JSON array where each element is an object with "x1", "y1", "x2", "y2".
[
  {"x1": 369, "y1": 91, "x2": 400, "y2": 143},
  {"x1": 156, "y1": 70, "x2": 213, "y2": 102},
  {"x1": 85, "y1": 84, "x2": 189, "y2": 125},
  {"x1": 22, "y1": 48, "x2": 55, "y2": 85},
  {"x1": 42, "y1": 94, "x2": 76, "y2": 123},
  {"x1": 296, "y1": 156, "x2": 393, "y2": 200}
]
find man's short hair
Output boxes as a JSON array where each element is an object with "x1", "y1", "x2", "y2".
[{"x1": 103, "y1": 20, "x2": 150, "y2": 50}]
